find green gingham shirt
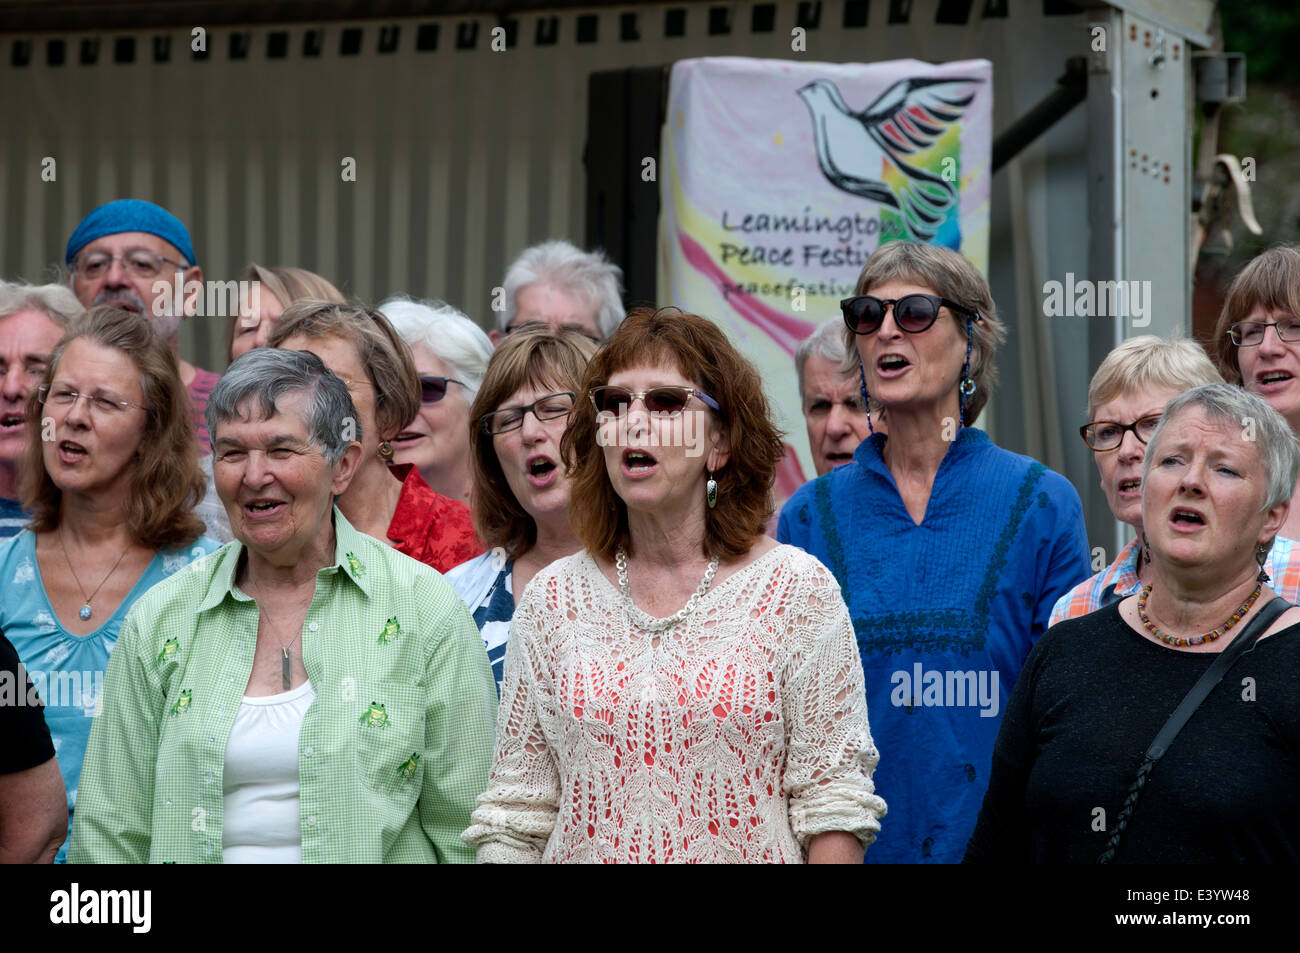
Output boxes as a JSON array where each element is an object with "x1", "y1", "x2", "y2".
[{"x1": 68, "y1": 508, "x2": 496, "y2": 864}]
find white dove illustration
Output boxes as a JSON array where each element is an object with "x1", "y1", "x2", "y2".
[{"x1": 798, "y1": 76, "x2": 981, "y2": 242}]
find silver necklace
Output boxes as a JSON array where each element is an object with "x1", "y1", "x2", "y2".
[
  {"x1": 246, "y1": 575, "x2": 303, "y2": 691},
  {"x1": 615, "y1": 547, "x2": 720, "y2": 632}
]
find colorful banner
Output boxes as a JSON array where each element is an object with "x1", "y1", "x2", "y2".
[{"x1": 658, "y1": 55, "x2": 993, "y2": 496}]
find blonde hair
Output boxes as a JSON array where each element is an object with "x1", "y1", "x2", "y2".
[
  {"x1": 1087, "y1": 336, "x2": 1223, "y2": 419},
  {"x1": 227, "y1": 264, "x2": 346, "y2": 356}
]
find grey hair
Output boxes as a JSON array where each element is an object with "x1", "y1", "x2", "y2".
[
  {"x1": 1143, "y1": 382, "x2": 1300, "y2": 512},
  {"x1": 500, "y1": 239, "x2": 625, "y2": 336},
  {"x1": 0, "y1": 281, "x2": 84, "y2": 325},
  {"x1": 795, "y1": 318, "x2": 852, "y2": 398},
  {"x1": 377, "y1": 296, "x2": 493, "y2": 400},
  {"x1": 206, "y1": 348, "x2": 361, "y2": 465}
]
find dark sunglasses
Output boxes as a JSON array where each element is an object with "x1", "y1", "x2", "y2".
[
  {"x1": 589, "y1": 385, "x2": 720, "y2": 416},
  {"x1": 1079, "y1": 414, "x2": 1162, "y2": 452},
  {"x1": 841, "y1": 293, "x2": 978, "y2": 335},
  {"x1": 419, "y1": 376, "x2": 465, "y2": 404}
]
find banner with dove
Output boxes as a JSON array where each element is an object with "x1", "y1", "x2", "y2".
[{"x1": 657, "y1": 56, "x2": 992, "y2": 493}]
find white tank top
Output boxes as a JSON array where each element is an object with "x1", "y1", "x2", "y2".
[{"x1": 222, "y1": 679, "x2": 316, "y2": 864}]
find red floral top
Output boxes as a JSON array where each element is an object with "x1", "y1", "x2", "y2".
[{"x1": 386, "y1": 463, "x2": 483, "y2": 573}]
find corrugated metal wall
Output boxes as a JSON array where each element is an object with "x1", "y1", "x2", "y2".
[{"x1": 0, "y1": 0, "x2": 1088, "y2": 398}]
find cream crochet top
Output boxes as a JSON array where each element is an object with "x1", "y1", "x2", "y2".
[{"x1": 462, "y1": 544, "x2": 887, "y2": 863}]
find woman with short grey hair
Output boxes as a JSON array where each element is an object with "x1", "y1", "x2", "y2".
[
  {"x1": 379, "y1": 297, "x2": 492, "y2": 504},
  {"x1": 968, "y1": 383, "x2": 1300, "y2": 863},
  {"x1": 71, "y1": 347, "x2": 497, "y2": 864}
]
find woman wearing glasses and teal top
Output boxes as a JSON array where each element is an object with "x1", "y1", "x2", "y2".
[
  {"x1": 267, "y1": 301, "x2": 481, "y2": 573},
  {"x1": 777, "y1": 241, "x2": 1090, "y2": 864},
  {"x1": 0, "y1": 307, "x2": 218, "y2": 862},
  {"x1": 444, "y1": 330, "x2": 598, "y2": 691},
  {"x1": 1049, "y1": 337, "x2": 1224, "y2": 625},
  {"x1": 465, "y1": 308, "x2": 886, "y2": 863},
  {"x1": 379, "y1": 297, "x2": 494, "y2": 506}
]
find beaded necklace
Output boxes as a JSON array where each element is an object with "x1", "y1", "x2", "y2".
[{"x1": 1136, "y1": 582, "x2": 1262, "y2": 648}]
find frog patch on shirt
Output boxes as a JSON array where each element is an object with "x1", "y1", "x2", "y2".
[
  {"x1": 359, "y1": 701, "x2": 389, "y2": 728},
  {"x1": 345, "y1": 552, "x2": 365, "y2": 576},
  {"x1": 377, "y1": 617, "x2": 402, "y2": 644},
  {"x1": 157, "y1": 637, "x2": 180, "y2": 664},
  {"x1": 398, "y1": 752, "x2": 420, "y2": 781},
  {"x1": 170, "y1": 689, "x2": 193, "y2": 716}
]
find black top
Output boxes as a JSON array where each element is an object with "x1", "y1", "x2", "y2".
[
  {"x1": 964, "y1": 601, "x2": 1300, "y2": 863},
  {"x1": 0, "y1": 627, "x2": 56, "y2": 775}
]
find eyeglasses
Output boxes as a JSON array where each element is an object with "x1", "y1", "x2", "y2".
[
  {"x1": 419, "y1": 376, "x2": 465, "y2": 404},
  {"x1": 505, "y1": 321, "x2": 603, "y2": 344},
  {"x1": 38, "y1": 384, "x2": 144, "y2": 416},
  {"x1": 1079, "y1": 414, "x2": 1162, "y2": 451},
  {"x1": 1228, "y1": 318, "x2": 1300, "y2": 347},
  {"x1": 481, "y1": 391, "x2": 576, "y2": 434},
  {"x1": 72, "y1": 250, "x2": 190, "y2": 281},
  {"x1": 841, "y1": 293, "x2": 978, "y2": 335},
  {"x1": 589, "y1": 385, "x2": 720, "y2": 416}
]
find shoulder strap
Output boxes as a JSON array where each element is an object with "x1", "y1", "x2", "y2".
[
  {"x1": 1145, "y1": 596, "x2": 1289, "y2": 760},
  {"x1": 1099, "y1": 596, "x2": 1289, "y2": 863}
]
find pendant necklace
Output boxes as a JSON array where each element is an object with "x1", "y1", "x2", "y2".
[
  {"x1": 59, "y1": 529, "x2": 132, "y2": 621},
  {"x1": 247, "y1": 576, "x2": 303, "y2": 691}
]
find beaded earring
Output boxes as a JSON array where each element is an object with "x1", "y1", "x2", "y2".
[
  {"x1": 857, "y1": 355, "x2": 874, "y2": 436},
  {"x1": 957, "y1": 316, "x2": 976, "y2": 428},
  {"x1": 1257, "y1": 543, "x2": 1271, "y2": 583},
  {"x1": 1142, "y1": 531, "x2": 1152, "y2": 566}
]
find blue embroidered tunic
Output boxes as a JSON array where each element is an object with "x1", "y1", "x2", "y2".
[{"x1": 778, "y1": 429, "x2": 1090, "y2": 863}]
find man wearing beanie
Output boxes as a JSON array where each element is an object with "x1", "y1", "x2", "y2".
[{"x1": 64, "y1": 199, "x2": 219, "y2": 453}]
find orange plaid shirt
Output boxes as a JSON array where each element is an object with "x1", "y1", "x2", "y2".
[{"x1": 1050, "y1": 535, "x2": 1300, "y2": 627}]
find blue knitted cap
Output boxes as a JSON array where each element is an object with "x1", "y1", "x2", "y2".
[{"x1": 65, "y1": 199, "x2": 196, "y2": 266}]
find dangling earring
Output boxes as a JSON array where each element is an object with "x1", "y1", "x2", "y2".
[
  {"x1": 377, "y1": 440, "x2": 394, "y2": 463},
  {"x1": 857, "y1": 356, "x2": 874, "y2": 435},
  {"x1": 1142, "y1": 531, "x2": 1152, "y2": 567},
  {"x1": 706, "y1": 470, "x2": 718, "y2": 509},
  {"x1": 1257, "y1": 543, "x2": 1271, "y2": 583},
  {"x1": 958, "y1": 317, "x2": 976, "y2": 428}
]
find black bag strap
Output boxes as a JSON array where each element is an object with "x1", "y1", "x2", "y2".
[{"x1": 1097, "y1": 596, "x2": 1289, "y2": 863}]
